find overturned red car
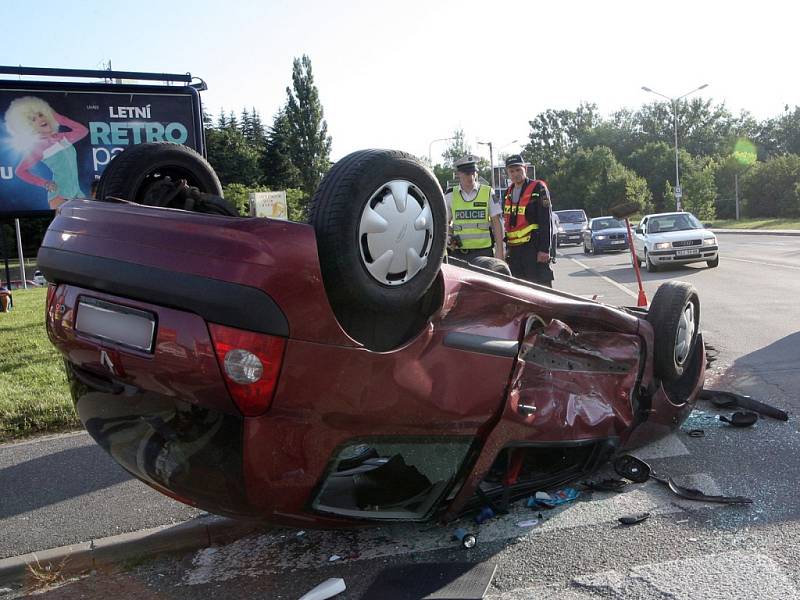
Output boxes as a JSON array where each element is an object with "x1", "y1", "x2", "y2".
[{"x1": 39, "y1": 144, "x2": 705, "y2": 527}]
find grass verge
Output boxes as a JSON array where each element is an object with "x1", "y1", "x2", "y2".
[
  {"x1": 0, "y1": 287, "x2": 78, "y2": 442},
  {"x1": 711, "y1": 218, "x2": 800, "y2": 230}
]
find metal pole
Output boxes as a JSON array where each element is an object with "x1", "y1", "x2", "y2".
[
  {"x1": 673, "y1": 100, "x2": 681, "y2": 212},
  {"x1": 14, "y1": 219, "x2": 27, "y2": 289},
  {"x1": 488, "y1": 142, "x2": 494, "y2": 191},
  {"x1": 735, "y1": 173, "x2": 740, "y2": 220},
  {"x1": 1, "y1": 221, "x2": 11, "y2": 288}
]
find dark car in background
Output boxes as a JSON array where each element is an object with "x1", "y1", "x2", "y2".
[
  {"x1": 38, "y1": 144, "x2": 706, "y2": 527},
  {"x1": 582, "y1": 216, "x2": 630, "y2": 254},
  {"x1": 554, "y1": 209, "x2": 588, "y2": 246}
]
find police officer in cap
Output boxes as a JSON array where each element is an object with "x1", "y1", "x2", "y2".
[
  {"x1": 502, "y1": 154, "x2": 554, "y2": 286},
  {"x1": 445, "y1": 154, "x2": 505, "y2": 264}
]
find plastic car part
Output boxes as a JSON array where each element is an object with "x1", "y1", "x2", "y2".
[
  {"x1": 208, "y1": 324, "x2": 286, "y2": 417},
  {"x1": 719, "y1": 411, "x2": 758, "y2": 427},
  {"x1": 618, "y1": 512, "x2": 650, "y2": 525},
  {"x1": 700, "y1": 389, "x2": 789, "y2": 421},
  {"x1": 309, "y1": 149, "x2": 446, "y2": 312},
  {"x1": 651, "y1": 474, "x2": 753, "y2": 505},
  {"x1": 646, "y1": 281, "x2": 700, "y2": 381},
  {"x1": 613, "y1": 455, "x2": 651, "y2": 483}
]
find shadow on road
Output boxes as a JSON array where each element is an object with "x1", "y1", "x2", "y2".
[{"x1": 0, "y1": 442, "x2": 132, "y2": 519}]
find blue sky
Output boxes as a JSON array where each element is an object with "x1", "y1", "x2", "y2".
[{"x1": 2, "y1": 0, "x2": 795, "y2": 162}]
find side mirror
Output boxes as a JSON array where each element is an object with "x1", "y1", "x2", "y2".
[{"x1": 635, "y1": 227, "x2": 643, "y2": 235}]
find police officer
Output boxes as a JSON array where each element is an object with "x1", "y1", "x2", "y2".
[
  {"x1": 502, "y1": 154, "x2": 554, "y2": 287},
  {"x1": 445, "y1": 154, "x2": 505, "y2": 264}
]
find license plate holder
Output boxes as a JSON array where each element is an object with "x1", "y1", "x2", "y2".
[
  {"x1": 75, "y1": 297, "x2": 156, "y2": 352},
  {"x1": 675, "y1": 248, "x2": 700, "y2": 256}
]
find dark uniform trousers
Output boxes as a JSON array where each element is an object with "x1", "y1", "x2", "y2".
[{"x1": 507, "y1": 240, "x2": 554, "y2": 287}]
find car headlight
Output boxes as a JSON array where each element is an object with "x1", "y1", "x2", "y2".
[
  {"x1": 703, "y1": 237, "x2": 716, "y2": 246},
  {"x1": 595, "y1": 235, "x2": 607, "y2": 240},
  {"x1": 654, "y1": 242, "x2": 671, "y2": 250}
]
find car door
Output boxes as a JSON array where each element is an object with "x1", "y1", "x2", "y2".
[{"x1": 634, "y1": 217, "x2": 648, "y2": 258}]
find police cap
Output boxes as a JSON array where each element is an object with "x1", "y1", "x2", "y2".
[
  {"x1": 454, "y1": 154, "x2": 479, "y2": 173},
  {"x1": 504, "y1": 154, "x2": 527, "y2": 167}
]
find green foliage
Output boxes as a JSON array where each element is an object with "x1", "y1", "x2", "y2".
[
  {"x1": 205, "y1": 126, "x2": 263, "y2": 187},
  {"x1": 524, "y1": 102, "x2": 599, "y2": 180},
  {"x1": 550, "y1": 146, "x2": 651, "y2": 217},
  {"x1": 222, "y1": 184, "x2": 309, "y2": 221},
  {"x1": 741, "y1": 154, "x2": 800, "y2": 218},
  {"x1": 0, "y1": 288, "x2": 76, "y2": 441},
  {"x1": 285, "y1": 55, "x2": 332, "y2": 197},
  {"x1": 626, "y1": 142, "x2": 677, "y2": 212},
  {"x1": 441, "y1": 129, "x2": 472, "y2": 168},
  {"x1": 263, "y1": 109, "x2": 302, "y2": 190},
  {"x1": 668, "y1": 157, "x2": 718, "y2": 220}
]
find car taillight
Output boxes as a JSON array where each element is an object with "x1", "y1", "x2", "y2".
[{"x1": 208, "y1": 323, "x2": 286, "y2": 417}]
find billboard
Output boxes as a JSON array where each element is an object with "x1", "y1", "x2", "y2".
[
  {"x1": 249, "y1": 191, "x2": 288, "y2": 220},
  {"x1": 0, "y1": 85, "x2": 201, "y2": 217}
]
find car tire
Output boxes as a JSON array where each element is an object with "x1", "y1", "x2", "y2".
[
  {"x1": 707, "y1": 256, "x2": 719, "y2": 268},
  {"x1": 309, "y1": 149, "x2": 446, "y2": 311},
  {"x1": 96, "y1": 142, "x2": 225, "y2": 206},
  {"x1": 471, "y1": 256, "x2": 512, "y2": 276},
  {"x1": 647, "y1": 281, "x2": 700, "y2": 381},
  {"x1": 645, "y1": 251, "x2": 659, "y2": 273}
]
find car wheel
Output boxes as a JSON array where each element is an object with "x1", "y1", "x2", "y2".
[
  {"x1": 95, "y1": 143, "x2": 228, "y2": 210},
  {"x1": 707, "y1": 256, "x2": 719, "y2": 268},
  {"x1": 309, "y1": 149, "x2": 446, "y2": 311},
  {"x1": 645, "y1": 251, "x2": 659, "y2": 273},
  {"x1": 471, "y1": 256, "x2": 512, "y2": 276},
  {"x1": 647, "y1": 281, "x2": 700, "y2": 381}
]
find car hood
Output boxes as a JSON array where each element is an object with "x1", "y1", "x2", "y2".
[
  {"x1": 646, "y1": 230, "x2": 714, "y2": 243},
  {"x1": 592, "y1": 227, "x2": 627, "y2": 236}
]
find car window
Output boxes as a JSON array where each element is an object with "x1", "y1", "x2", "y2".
[
  {"x1": 555, "y1": 210, "x2": 586, "y2": 223},
  {"x1": 591, "y1": 218, "x2": 623, "y2": 231},
  {"x1": 649, "y1": 214, "x2": 702, "y2": 232}
]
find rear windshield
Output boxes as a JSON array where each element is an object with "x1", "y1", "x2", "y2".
[
  {"x1": 591, "y1": 218, "x2": 624, "y2": 230},
  {"x1": 555, "y1": 210, "x2": 587, "y2": 223}
]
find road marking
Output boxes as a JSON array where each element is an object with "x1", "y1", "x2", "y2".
[
  {"x1": 564, "y1": 255, "x2": 639, "y2": 301},
  {"x1": 723, "y1": 256, "x2": 800, "y2": 271}
]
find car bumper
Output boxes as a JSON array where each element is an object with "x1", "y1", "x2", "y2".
[
  {"x1": 594, "y1": 239, "x2": 629, "y2": 252},
  {"x1": 558, "y1": 232, "x2": 583, "y2": 244},
  {"x1": 649, "y1": 246, "x2": 718, "y2": 265}
]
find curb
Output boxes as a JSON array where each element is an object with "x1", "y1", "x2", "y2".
[{"x1": 0, "y1": 515, "x2": 263, "y2": 588}]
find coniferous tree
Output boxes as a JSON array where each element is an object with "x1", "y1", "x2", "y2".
[{"x1": 284, "y1": 55, "x2": 332, "y2": 197}]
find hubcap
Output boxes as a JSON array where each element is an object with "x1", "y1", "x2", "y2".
[
  {"x1": 358, "y1": 180, "x2": 433, "y2": 285},
  {"x1": 674, "y1": 300, "x2": 696, "y2": 365}
]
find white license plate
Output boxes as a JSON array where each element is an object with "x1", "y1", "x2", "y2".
[
  {"x1": 75, "y1": 298, "x2": 156, "y2": 352},
  {"x1": 611, "y1": 240, "x2": 625, "y2": 244},
  {"x1": 676, "y1": 248, "x2": 700, "y2": 256}
]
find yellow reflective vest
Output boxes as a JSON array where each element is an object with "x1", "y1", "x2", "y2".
[{"x1": 451, "y1": 185, "x2": 492, "y2": 250}]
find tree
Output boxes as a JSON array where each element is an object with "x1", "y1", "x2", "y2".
[
  {"x1": 205, "y1": 127, "x2": 262, "y2": 187},
  {"x1": 441, "y1": 129, "x2": 471, "y2": 168},
  {"x1": 284, "y1": 55, "x2": 332, "y2": 197},
  {"x1": 523, "y1": 102, "x2": 599, "y2": 180},
  {"x1": 740, "y1": 154, "x2": 800, "y2": 218},
  {"x1": 550, "y1": 146, "x2": 652, "y2": 217},
  {"x1": 626, "y1": 142, "x2": 677, "y2": 212},
  {"x1": 263, "y1": 109, "x2": 301, "y2": 190}
]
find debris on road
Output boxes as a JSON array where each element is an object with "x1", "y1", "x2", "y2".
[
  {"x1": 720, "y1": 411, "x2": 758, "y2": 428},
  {"x1": 474, "y1": 506, "x2": 495, "y2": 524},
  {"x1": 526, "y1": 488, "x2": 579, "y2": 508},
  {"x1": 583, "y1": 478, "x2": 628, "y2": 493},
  {"x1": 687, "y1": 429, "x2": 706, "y2": 437},
  {"x1": 453, "y1": 528, "x2": 477, "y2": 548},
  {"x1": 328, "y1": 554, "x2": 341, "y2": 562},
  {"x1": 700, "y1": 389, "x2": 789, "y2": 421},
  {"x1": 516, "y1": 519, "x2": 540, "y2": 528},
  {"x1": 618, "y1": 512, "x2": 650, "y2": 525},
  {"x1": 298, "y1": 577, "x2": 346, "y2": 600}
]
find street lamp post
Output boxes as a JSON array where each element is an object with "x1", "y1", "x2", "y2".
[
  {"x1": 428, "y1": 137, "x2": 456, "y2": 168},
  {"x1": 641, "y1": 84, "x2": 709, "y2": 211},
  {"x1": 477, "y1": 139, "x2": 519, "y2": 192}
]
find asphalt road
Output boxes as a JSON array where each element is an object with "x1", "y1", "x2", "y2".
[{"x1": 5, "y1": 231, "x2": 800, "y2": 598}]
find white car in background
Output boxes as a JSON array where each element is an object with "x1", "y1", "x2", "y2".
[{"x1": 633, "y1": 212, "x2": 719, "y2": 272}]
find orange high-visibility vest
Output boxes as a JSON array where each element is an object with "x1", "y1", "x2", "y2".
[{"x1": 503, "y1": 180, "x2": 541, "y2": 245}]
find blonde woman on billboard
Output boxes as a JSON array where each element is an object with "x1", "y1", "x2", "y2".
[{"x1": 4, "y1": 96, "x2": 89, "y2": 209}]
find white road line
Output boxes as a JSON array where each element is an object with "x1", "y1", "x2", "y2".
[
  {"x1": 723, "y1": 256, "x2": 800, "y2": 271},
  {"x1": 564, "y1": 255, "x2": 639, "y2": 300}
]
